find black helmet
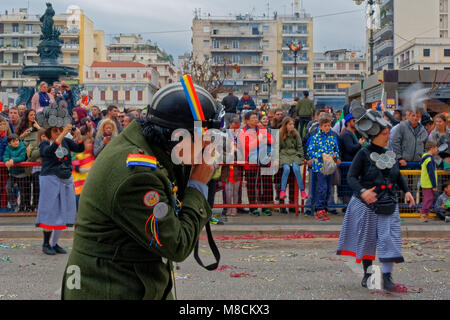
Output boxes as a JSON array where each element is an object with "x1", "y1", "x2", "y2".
[{"x1": 148, "y1": 83, "x2": 223, "y2": 131}]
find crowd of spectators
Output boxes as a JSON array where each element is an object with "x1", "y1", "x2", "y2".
[
  {"x1": 0, "y1": 87, "x2": 448, "y2": 225},
  {"x1": 0, "y1": 83, "x2": 147, "y2": 213}
]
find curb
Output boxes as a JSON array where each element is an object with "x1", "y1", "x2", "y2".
[{"x1": 1, "y1": 225, "x2": 449, "y2": 239}]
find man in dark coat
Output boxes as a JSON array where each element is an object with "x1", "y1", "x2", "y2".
[{"x1": 222, "y1": 90, "x2": 239, "y2": 128}]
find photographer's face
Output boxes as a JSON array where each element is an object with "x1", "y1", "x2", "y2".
[{"x1": 28, "y1": 111, "x2": 36, "y2": 123}]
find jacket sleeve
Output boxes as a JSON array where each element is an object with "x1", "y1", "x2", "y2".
[
  {"x1": 237, "y1": 99, "x2": 243, "y2": 111},
  {"x1": 307, "y1": 135, "x2": 321, "y2": 160},
  {"x1": 3, "y1": 147, "x2": 11, "y2": 162},
  {"x1": 66, "y1": 138, "x2": 85, "y2": 154},
  {"x1": 93, "y1": 136, "x2": 104, "y2": 157},
  {"x1": 249, "y1": 98, "x2": 256, "y2": 109},
  {"x1": 341, "y1": 132, "x2": 361, "y2": 156},
  {"x1": 111, "y1": 171, "x2": 212, "y2": 262},
  {"x1": 392, "y1": 125, "x2": 404, "y2": 160},
  {"x1": 426, "y1": 159, "x2": 437, "y2": 189}
]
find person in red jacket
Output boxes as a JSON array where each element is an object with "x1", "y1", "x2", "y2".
[{"x1": 238, "y1": 111, "x2": 273, "y2": 216}]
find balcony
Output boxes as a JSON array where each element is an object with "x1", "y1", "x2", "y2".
[
  {"x1": 399, "y1": 59, "x2": 411, "y2": 69},
  {"x1": 282, "y1": 71, "x2": 309, "y2": 78},
  {"x1": 282, "y1": 86, "x2": 309, "y2": 92},
  {"x1": 281, "y1": 46, "x2": 310, "y2": 52},
  {"x1": 0, "y1": 32, "x2": 40, "y2": 37},
  {"x1": 281, "y1": 58, "x2": 309, "y2": 64},
  {"x1": 62, "y1": 44, "x2": 79, "y2": 52},
  {"x1": 374, "y1": 23, "x2": 393, "y2": 41},
  {"x1": 212, "y1": 61, "x2": 262, "y2": 67},
  {"x1": 210, "y1": 46, "x2": 263, "y2": 53},
  {"x1": 314, "y1": 76, "x2": 362, "y2": 82},
  {"x1": 281, "y1": 33, "x2": 309, "y2": 37},
  {"x1": 210, "y1": 32, "x2": 264, "y2": 39},
  {"x1": 375, "y1": 56, "x2": 394, "y2": 69},
  {"x1": 374, "y1": 39, "x2": 393, "y2": 55}
]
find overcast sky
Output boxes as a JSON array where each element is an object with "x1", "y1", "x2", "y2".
[{"x1": 2, "y1": 0, "x2": 367, "y2": 63}]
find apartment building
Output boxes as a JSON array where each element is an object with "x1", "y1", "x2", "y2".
[
  {"x1": 107, "y1": 34, "x2": 178, "y2": 88},
  {"x1": 83, "y1": 61, "x2": 159, "y2": 110},
  {"x1": 313, "y1": 49, "x2": 366, "y2": 109},
  {"x1": 368, "y1": 0, "x2": 450, "y2": 72},
  {"x1": 192, "y1": 9, "x2": 313, "y2": 105},
  {"x1": 0, "y1": 6, "x2": 107, "y2": 104}
]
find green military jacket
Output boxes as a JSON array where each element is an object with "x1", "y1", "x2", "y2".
[
  {"x1": 279, "y1": 133, "x2": 305, "y2": 166},
  {"x1": 295, "y1": 98, "x2": 315, "y2": 118},
  {"x1": 61, "y1": 120, "x2": 212, "y2": 300}
]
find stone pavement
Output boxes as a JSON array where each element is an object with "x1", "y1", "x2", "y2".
[{"x1": 0, "y1": 209, "x2": 449, "y2": 239}]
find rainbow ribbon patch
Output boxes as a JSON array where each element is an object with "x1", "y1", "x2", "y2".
[
  {"x1": 126, "y1": 154, "x2": 157, "y2": 170},
  {"x1": 180, "y1": 74, "x2": 206, "y2": 135}
]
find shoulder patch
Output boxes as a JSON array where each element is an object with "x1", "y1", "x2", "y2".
[
  {"x1": 126, "y1": 154, "x2": 157, "y2": 170},
  {"x1": 143, "y1": 190, "x2": 160, "y2": 207}
]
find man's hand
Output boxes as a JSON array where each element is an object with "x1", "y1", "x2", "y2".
[
  {"x1": 359, "y1": 138, "x2": 365, "y2": 145},
  {"x1": 361, "y1": 187, "x2": 377, "y2": 205},
  {"x1": 190, "y1": 164, "x2": 215, "y2": 185},
  {"x1": 405, "y1": 192, "x2": 415, "y2": 207},
  {"x1": 432, "y1": 188, "x2": 438, "y2": 192},
  {"x1": 336, "y1": 159, "x2": 341, "y2": 166},
  {"x1": 399, "y1": 159, "x2": 407, "y2": 167}
]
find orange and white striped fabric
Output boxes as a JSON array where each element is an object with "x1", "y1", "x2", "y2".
[{"x1": 72, "y1": 152, "x2": 95, "y2": 195}]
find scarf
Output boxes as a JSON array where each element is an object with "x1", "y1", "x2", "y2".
[{"x1": 38, "y1": 92, "x2": 51, "y2": 107}]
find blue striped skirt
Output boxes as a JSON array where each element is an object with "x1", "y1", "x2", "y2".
[
  {"x1": 35, "y1": 175, "x2": 77, "y2": 230},
  {"x1": 337, "y1": 196, "x2": 404, "y2": 263}
]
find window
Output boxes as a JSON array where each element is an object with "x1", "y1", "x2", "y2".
[
  {"x1": 262, "y1": 83, "x2": 268, "y2": 92},
  {"x1": 444, "y1": 67, "x2": 450, "y2": 70},
  {"x1": 444, "y1": 49, "x2": 450, "y2": 56},
  {"x1": 0, "y1": 38, "x2": 3, "y2": 46},
  {"x1": 12, "y1": 70, "x2": 20, "y2": 78},
  {"x1": 125, "y1": 90, "x2": 130, "y2": 101},
  {"x1": 0, "y1": 52, "x2": 3, "y2": 63},
  {"x1": 26, "y1": 24, "x2": 33, "y2": 32},
  {"x1": 232, "y1": 55, "x2": 240, "y2": 64},
  {"x1": 100, "y1": 90, "x2": 106, "y2": 101},
  {"x1": 203, "y1": 26, "x2": 210, "y2": 33},
  {"x1": 113, "y1": 90, "x2": 118, "y2": 101},
  {"x1": 88, "y1": 91, "x2": 93, "y2": 98},
  {"x1": 131, "y1": 73, "x2": 135, "y2": 79},
  {"x1": 251, "y1": 55, "x2": 259, "y2": 64},
  {"x1": 203, "y1": 40, "x2": 210, "y2": 47},
  {"x1": 12, "y1": 53, "x2": 18, "y2": 63},
  {"x1": 354, "y1": 63, "x2": 360, "y2": 70},
  {"x1": 121, "y1": 74, "x2": 126, "y2": 79},
  {"x1": 262, "y1": 40, "x2": 269, "y2": 47},
  {"x1": 12, "y1": 23, "x2": 19, "y2": 33},
  {"x1": 26, "y1": 38, "x2": 33, "y2": 48},
  {"x1": 423, "y1": 48, "x2": 431, "y2": 57},
  {"x1": 137, "y1": 90, "x2": 143, "y2": 101},
  {"x1": 262, "y1": 55, "x2": 269, "y2": 62},
  {"x1": 112, "y1": 73, "x2": 116, "y2": 79},
  {"x1": 12, "y1": 38, "x2": 19, "y2": 47},
  {"x1": 232, "y1": 40, "x2": 239, "y2": 49},
  {"x1": 336, "y1": 63, "x2": 346, "y2": 70},
  {"x1": 423, "y1": 67, "x2": 431, "y2": 70},
  {"x1": 213, "y1": 40, "x2": 220, "y2": 49},
  {"x1": 262, "y1": 24, "x2": 269, "y2": 32}
]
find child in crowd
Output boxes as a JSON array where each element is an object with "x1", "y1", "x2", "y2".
[
  {"x1": 279, "y1": 116, "x2": 308, "y2": 201},
  {"x1": 72, "y1": 136, "x2": 95, "y2": 209},
  {"x1": 0, "y1": 118, "x2": 11, "y2": 212},
  {"x1": 434, "y1": 182, "x2": 450, "y2": 222},
  {"x1": 3, "y1": 134, "x2": 27, "y2": 212},
  {"x1": 420, "y1": 141, "x2": 439, "y2": 222},
  {"x1": 307, "y1": 114, "x2": 340, "y2": 221}
]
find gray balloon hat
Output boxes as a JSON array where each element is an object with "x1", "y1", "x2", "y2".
[
  {"x1": 36, "y1": 101, "x2": 73, "y2": 129},
  {"x1": 351, "y1": 100, "x2": 395, "y2": 170}
]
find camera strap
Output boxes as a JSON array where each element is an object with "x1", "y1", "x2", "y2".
[{"x1": 193, "y1": 222, "x2": 220, "y2": 271}]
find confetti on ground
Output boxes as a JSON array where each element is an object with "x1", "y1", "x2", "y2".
[
  {"x1": 424, "y1": 267, "x2": 444, "y2": 272},
  {"x1": 230, "y1": 272, "x2": 254, "y2": 278},
  {"x1": 0, "y1": 256, "x2": 11, "y2": 262},
  {"x1": 174, "y1": 273, "x2": 191, "y2": 280},
  {"x1": 199, "y1": 233, "x2": 340, "y2": 241},
  {"x1": 199, "y1": 249, "x2": 212, "y2": 255},
  {"x1": 214, "y1": 265, "x2": 235, "y2": 271}
]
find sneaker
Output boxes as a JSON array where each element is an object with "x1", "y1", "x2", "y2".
[
  {"x1": 262, "y1": 208, "x2": 272, "y2": 216},
  {"x1": 52, "y1": 244, "x2": 67, "y2": 254},
  {"x1": 304, "y1": 210, "x2": 313, "y2": 217},
  {"x1": 238, "y1": 208, "x2": 250, "y2": 214},
  {"x1": 279, "y1": 190, "x2": 286, "y2": 200},
  {"x1": 420, "y1": 215, "x2": 428, "y2": 223},
  {"x1": 210, "y1": 217, "x2": 224, "y2": 225},
  {"x1": 315, "y1": 210, "x2": 325, "y2": 220},
  {"x1": 42, "y1": 244, "x2": 56, "y2": 255},
  {"x1": 250, "y1": 209, "x2": 260, "y2": 216},
  {"x1": 300, "y1": 191, "x2": 309, "y2": 199},
  {"x1": 361, "y1": 273, "x2": 371, "y2": 288}
]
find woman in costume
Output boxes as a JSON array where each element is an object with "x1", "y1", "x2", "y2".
[
  {"x1": 337, "y1": 105, "x2": 415, "y2": 291},
  {"x1": 35, "y1": 103, "x2": 84, "y2": 255}
]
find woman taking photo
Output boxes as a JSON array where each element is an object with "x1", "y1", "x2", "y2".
[
  {"x1": 337, "y1": 108, "x2": 415, "y2": 292},
  {"x1": 31, "y1": 82, "x2": 55, "y2": 113},
  {"x1": 279, "y1": 116, "x2": 308, "y2": 201},
  {"x1": 35, "y1": 111, "x2": 84, "y2": 255},
  {"x1": 93, "y1": 119, "x2": 118, "y2": 157}
]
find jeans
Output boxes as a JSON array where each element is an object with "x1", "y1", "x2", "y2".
[
  {"x1": 281, "y1": 163, "x2": 304, "y2": 192},
  {"x1": 312, "y1": 172, "x2": 332, "y2": 211}
]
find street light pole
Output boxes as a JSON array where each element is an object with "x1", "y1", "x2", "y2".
[
  {"x1": 353, "y1": 0, "x2": 381, "y2": 75},
  {"x1": 289, "y1": 42, "x2": 302, "y2": 100}
]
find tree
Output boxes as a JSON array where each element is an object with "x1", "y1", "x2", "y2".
[{"x1": 181, "y1": 53, "x2": 239, "y2": 96}]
